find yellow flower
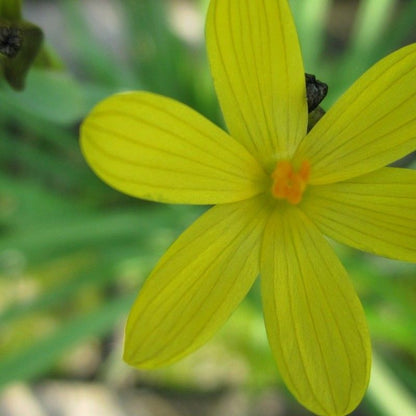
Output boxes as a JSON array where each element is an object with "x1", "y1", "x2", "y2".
[{"x1": 80, "y1": 0, "x2": 416, "y2": 414}]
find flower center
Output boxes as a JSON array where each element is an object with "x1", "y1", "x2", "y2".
[{"x1": 271, "y1": 160, "x2": 310, "y2": 204}]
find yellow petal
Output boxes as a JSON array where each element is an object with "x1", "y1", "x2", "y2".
[
  {"x1": 206, "y1": 0, "x2": 308, "y2": 168},
  {"x1": 261, "y1": 207, "x2": 371, "y2": 416},
  {"x1": 294, "y1": 44, "x2": 416, "y2": 184},
  {"x1": 80, "y1": 92, "x2": 267, "y2": 204},
  {"x1": 302, "y1": 167, "x2": 416, "y2": 262},
  {"x1": 124, "y1": 195, "x2": 273, "y2": 368}
]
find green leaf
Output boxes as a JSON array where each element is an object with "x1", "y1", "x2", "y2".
[
  {"x1": 0, "y1": 0, "x2": 22, "y2": 20},
  {"x1": 289, "y1": 0, "x2": 330, "y2": 71},
  {"x1": 60, "y1": 0, "x2": 136, "y2": 88},
  {"x1": 0, "y1": 20, "x2": 43, "y2": 90},
  {"x1": 0, "y1": 293, "x2": 135, "y2": 387},
  {"x1": 0, "y1": 68, "x2": 86, "y2": 124},
  {"x1": 367, "y1": 353, "x2": 416, "y2": 416}
]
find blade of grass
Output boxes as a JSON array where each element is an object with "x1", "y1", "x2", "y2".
[
  {"x1": 290, "y1": 0, "x2": 331, "y2": 72},
  {"x1": 0, "y1": 134, "x2": 86, "y2": 192},
  {"x1": 349, "y1": 0, "x2": 397, "y2": 54},
  {"x1": 338, "y1": 0, "x2": 398, "y2": 84},
  {"x1": 60, "y1": 0, "x2": 127, "y2": 87},
  {"x1": 123, "y1": 0, "x2": 191, "y2": 100},
  {"x1": 373, "y1": 2, "x2": 416, "y2": 54},
  {"x1": 0, "y1": 292, "x2": 135, "y2": 387},
  {"x1": 1, "y1": 251, "x2": 123, "y2": 326},
  {"x1": 368, "y1": 353, "x2": 416, "y2": 416},
  {"x1": 0, "y1": 205, "x2": 201, "y2": 263},
  {"x1": 0, "y1": 69, "x2": 86, "y2": 124}
]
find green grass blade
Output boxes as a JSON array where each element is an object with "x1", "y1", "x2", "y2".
[
  {"x1": 368, "y1": 353, "x2": 416, "y2": 416},
  {"x1": 349, "y1": 0, "x2": 397, "y2": 54},
  {"x1": 0, "y1": 292, "x2": 135, "y2": 387},
  {"x1": 290, "y1": 0, "x2": 331, "y2": 72}
]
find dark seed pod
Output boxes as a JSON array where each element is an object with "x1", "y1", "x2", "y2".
[
  {"x1": 305, "y1": 73, "x2": 328, "y2": 113},
  {"x1": 0, "y1": 20, "x2": 43, "y2": 90},
  {"x1": 0, "y1": 24, "x2": 22, "y2": 58}
]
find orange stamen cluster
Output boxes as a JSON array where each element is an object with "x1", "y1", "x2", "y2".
[{"x1": 271, "y1": 160, "x2": 310, "y2": 204}]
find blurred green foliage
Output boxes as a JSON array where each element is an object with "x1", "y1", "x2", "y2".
[{"x1": 0, "y1": 1, "x2": 415, "y2": 415}]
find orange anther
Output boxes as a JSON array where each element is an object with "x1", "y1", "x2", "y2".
[{"x1": 271, "y1": 160, "x2": 310, "y2": 204}]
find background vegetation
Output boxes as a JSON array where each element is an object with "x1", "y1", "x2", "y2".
[{"x1": 0, "y1": 0, "x2": 415, "y2": 415}]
